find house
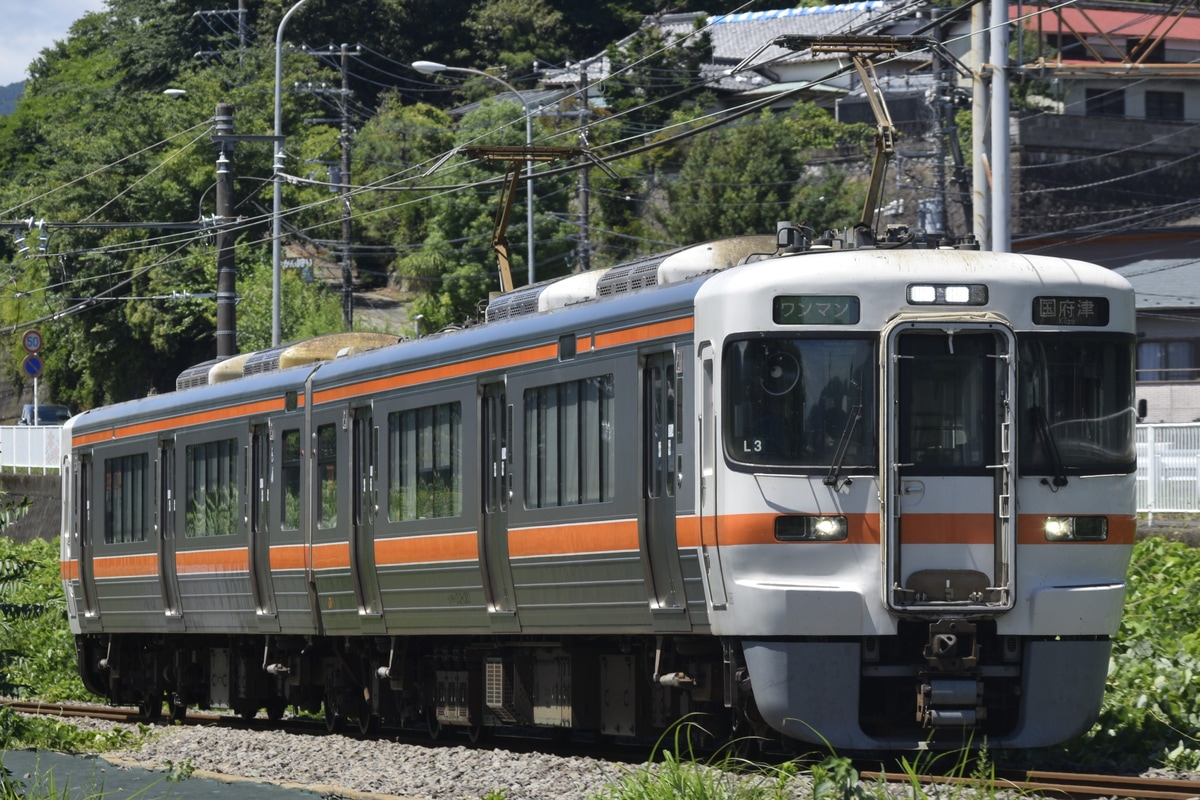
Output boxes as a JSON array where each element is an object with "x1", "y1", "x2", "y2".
[
  {"x1": 1013, "y1": 2, "x2": 1200, "y2": 122},
  {"x1": 539, "y1": 2, "x2": 926, "y2": 114},
  {"x1": 1114, "y1": 259, "x2": 1200, "y2": 422}
]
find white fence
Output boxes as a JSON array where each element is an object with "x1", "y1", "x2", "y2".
[
  {"x1": 1136, "y1": 423, "x2": 1200, "y2": 519},
  {"x1": 0, "y1": 426, "x2": 66, "y2": 474},
  {"x1": 1, "y1": 423, "x2": 1197, "y2": 515}
]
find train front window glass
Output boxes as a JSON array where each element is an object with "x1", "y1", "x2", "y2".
[
  {"x1": 525, "y1": 375, "x2": 615, "y2": 508},
  {"x1": 387, "y1": 402, "x2": 462, "y2": 521},
  {"x1": 185, "y1": 438, "x2": 238, "y2": 537},
  {"x1": 317, "y1": 424, "x2": 338, "y2": 529},
  {"x1": 281, "y1": 429, "x2": 301, "y2": 531},
  {"x1": 898, "y1": 333, "x2": 996, "y2": 473},
  {"x1": 724, "y1": 339, "x2": 876, "y2": 469},
  {"x1": 104, "y1": 453, "x2": 148, "y2": 544},
  {"x1": 1018, "y1": 334, "x2": 1136, "y2": 474}
]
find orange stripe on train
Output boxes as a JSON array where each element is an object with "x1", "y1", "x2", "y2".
[
  {"x1": 73, "y1": 397, "x2": 287, "y2": 446},
  {"x1": 175, "y1": 547, "x2": 249, "y2": 574},
  {"x1": 509, "y1": 520, "x2": 640, "y2": 558},
  {"x1": 91, "y1": 553, "x2": 158, "y2": 578}
]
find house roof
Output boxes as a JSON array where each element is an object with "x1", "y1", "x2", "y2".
[
  {"x1": 1115, "y1": 259, "x2": 1200, "y2": 309},
  {"x1": 1013, "y1": 4, "x2": 1200, "y2": 44},
  {"x1": 542, "y1": 1, "x2": 902, "y2": 90}
]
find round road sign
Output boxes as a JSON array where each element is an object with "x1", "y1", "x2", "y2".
[
  {"x1": 22, "y1": 355, "x2": 43, "y2": 378},
  {"x1": 22, "y1": 329, "x2": 43, "y2": 354}
]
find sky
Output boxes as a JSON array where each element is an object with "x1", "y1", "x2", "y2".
[{"x1": 2, "y1": 0, "x2": 108, "y2": 86}]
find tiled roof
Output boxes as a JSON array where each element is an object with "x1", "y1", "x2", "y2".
[
  {"x1": 1115, "y1": 259, "x2": 1200, "y2": 309},
  {"x1": 542, "y1": 1, "x2": 900, "y2": 87},
  {"x1": 1013, "y1": 4, "x2": 1200, "y2": 43},
  {"x1": 707, "y1": 2, "x2": 894, "y2": 70}
]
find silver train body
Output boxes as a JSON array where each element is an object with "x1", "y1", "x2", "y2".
[{"x1": 60, "y1": 232, "x2": 1137, "y2": 749}]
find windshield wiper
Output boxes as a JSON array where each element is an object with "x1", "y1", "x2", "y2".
[
  {"x1": 824, "y1": 404, "x2": 863, "y2": 491},
  {"x1": 1030, "y1": 405, "x2": 1069, "y2": 488}
]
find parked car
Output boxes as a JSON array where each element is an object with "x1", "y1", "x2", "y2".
[{"x1": 18, "y1": 404, "x2": 72, "y2": 425}]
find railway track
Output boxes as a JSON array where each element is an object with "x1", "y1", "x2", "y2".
[
  {"x1": 3, "y1": 698, "x2": 220, "y2": 725},
  {"x1": 864, "y1": 768, "x2": 1200, "y2": 800},
  {"x1": 7, "y1": 701, "x2": 1199, "y2": 800}
]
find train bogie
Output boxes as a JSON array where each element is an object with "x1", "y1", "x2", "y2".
[{"x1": 62, "y1": 234, "x2": 1136, "y2": 750}]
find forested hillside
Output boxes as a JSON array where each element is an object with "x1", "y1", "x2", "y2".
[{"x1": 0, "y1": 0, "x2": 872, "y2": 411}]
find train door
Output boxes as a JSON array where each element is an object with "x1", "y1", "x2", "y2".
[
  {"x1": 157, "y1": 439, "x2": 182, "y2": 621},
  {"x1": 479, "y1": 381, "x2": 519, "y2": 630},
  {"x1": 882, "y1": 321, "x2": 1016, "y2": 612},
  {"x1": 249, "y1": 424, "x2": 279, "y2": 626},
  {"x1": 351, "y1": 407, "x2": 384, "y2": 621},
  {"x1": 697, "y1": 344, "x2": 727, "y2": 609},
  {"x1": 642, "y1": 350, "x2": 688, "y2": 625},
  {"x1": 74, "y1": 454, "x2": 98, "y2": 618}
]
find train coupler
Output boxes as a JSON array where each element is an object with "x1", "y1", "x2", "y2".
[{"x1": 916, "y1": 677, "x2": 985, "y2": 727}]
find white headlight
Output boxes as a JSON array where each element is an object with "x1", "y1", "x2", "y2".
[
  {"x1": 1044, "y1": 516, "x2": 1108, "y2": 541},
  {"x1": 775, "y1": 515, "x2": 849, "y2": 541}
]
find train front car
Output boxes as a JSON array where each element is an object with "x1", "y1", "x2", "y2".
[{"x1": 700, "y1": 247, "x2": 1136, "y2": 750}]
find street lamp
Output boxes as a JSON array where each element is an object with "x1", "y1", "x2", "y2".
[
  {"x1": 413, "y1": 60, "x2": 536, "y2": 287},
  {"x1": 273, "y1": 0, "x2": 311, "y2": 347}
]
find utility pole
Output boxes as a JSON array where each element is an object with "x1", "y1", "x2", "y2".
[
  {"x1": 299, "y1": 44, "x2": 363, "y2": 330},
  {"x1": 213, "y1": 103, "x2": 237, "y2": 359},
  {"x1": 577, "y1": 61, "x2": 591, "y2": 272},
  {"x1": 339, "y1": 43, "x2": 354, "y2": 328},
  {"x1": 972, "y1": 1, "x2": 990, "y2": 247},
  {"x1": 989, "y1": 0, "x2": 1011, "y2": 251}
]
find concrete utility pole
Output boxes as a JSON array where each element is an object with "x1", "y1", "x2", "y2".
[
  {"x1": 213, "y1": 103, "x2": 237, "y2": 359},
  {"x1": 339, "y1": 43, "x2": 354, "y2": 329},
  {"x1": 972, "y1": 1, "x2": 990, "y2": 248},
  {"x1": 298, "y1": 44, "x2": 363, "y2": 329},
  {"x1": 989, "y1": 0, "x2": 1012, "y2": 252},
  {"x1": 577, "y1": 61, "x2": 591, "y2": 272}
]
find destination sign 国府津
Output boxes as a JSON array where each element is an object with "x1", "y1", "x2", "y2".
[
  {"x1": 1032, "y1": 296, "x2": 1109, "y2": 326},
  {"x1": 774, "y1": 295, "x2": 860, "y2": 325}
]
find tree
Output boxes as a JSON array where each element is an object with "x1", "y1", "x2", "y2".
[
  {"x1": 663, "y1": 106, "x2": 874, "y2": 244},
  {"x1": 0, "y1": 494, "x2": 34, "y2": 699},
  {"x1": 394, "y1": 99, "x2": 576, "y2": 331}
]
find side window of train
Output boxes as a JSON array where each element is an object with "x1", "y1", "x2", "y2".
[
  {"x1": 281, "y1": 429, "x2": 301, "y2": 531},
  {"x1": 103, "y1": 452, "x2": 150, "y2": 544},
  {"x1": 387, "y1": 402, "x2": 462, "y2": 521},
  {"x1": 523, "y1": 374, "x2": 615, "y2": 509},
  {"x1": 184, "y1": 438, "x2": 239, "y2": 537},
  {"x1": 317, "y1": 423, "x2": 338, "y2": 529}
]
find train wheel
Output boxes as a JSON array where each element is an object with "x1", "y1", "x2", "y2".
[
  {"x1": 466, "y1": 723, "x2": 488, "y2": 744},
  {"x1": 427, "y1": 714, "x2": 442, "y2": 741},
  {"x1": 324, "y1": 702, "x2": 345, "y2": 733},
  {"x1": 266, "y1": 700, "x2": 287, "y2": 723},
  {"x1": 357, "y1": 712, "x2": 379, "y2": 736},
  {"x1": 237, "y1": 706, "x2": 257, "y2": 722},
  {"x1": 167, "y1": 696, "x2": 187, "y2": 724},
  {"x1": 138, "y1": 693, "x2": 164, "y2": 722}
]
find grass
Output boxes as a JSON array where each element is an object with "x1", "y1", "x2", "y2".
[{"x1": 589, "y1": 721, "x2": 1025, "y2": 800}]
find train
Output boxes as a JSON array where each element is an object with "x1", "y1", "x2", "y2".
[{"x1": 60, "y1": 223, "x2": 1137, "y2": 750}]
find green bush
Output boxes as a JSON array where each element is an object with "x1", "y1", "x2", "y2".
[
  {"x1": 1050, "y1": 537, "x2": 1200, "y2": 770},
  {"x1": 0, "y1": 538, "x2": 87, "y2": 703}
]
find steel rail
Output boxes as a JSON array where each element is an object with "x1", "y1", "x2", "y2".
[{"x1": 862, "y1": 769, "x2": 1200, "y2": 800}]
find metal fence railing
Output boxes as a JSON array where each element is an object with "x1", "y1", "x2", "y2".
[
  {"x1": 1, "y1": 422, "x2": 1196, "y2": 514},
  {"x1": 1136, "y1": 423, "x2": 1200, "y2": 520},
  {"x1": 0, "y1": 426, "x2": 66, "y2": 474}
]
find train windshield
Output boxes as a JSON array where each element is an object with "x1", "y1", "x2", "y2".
[
  {"x1": 1017, "y1": 333, "x2": 1136, "y2": 475},
  {"x1": 724, "y1": 337, "x2": 877, "y2": 470}
]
